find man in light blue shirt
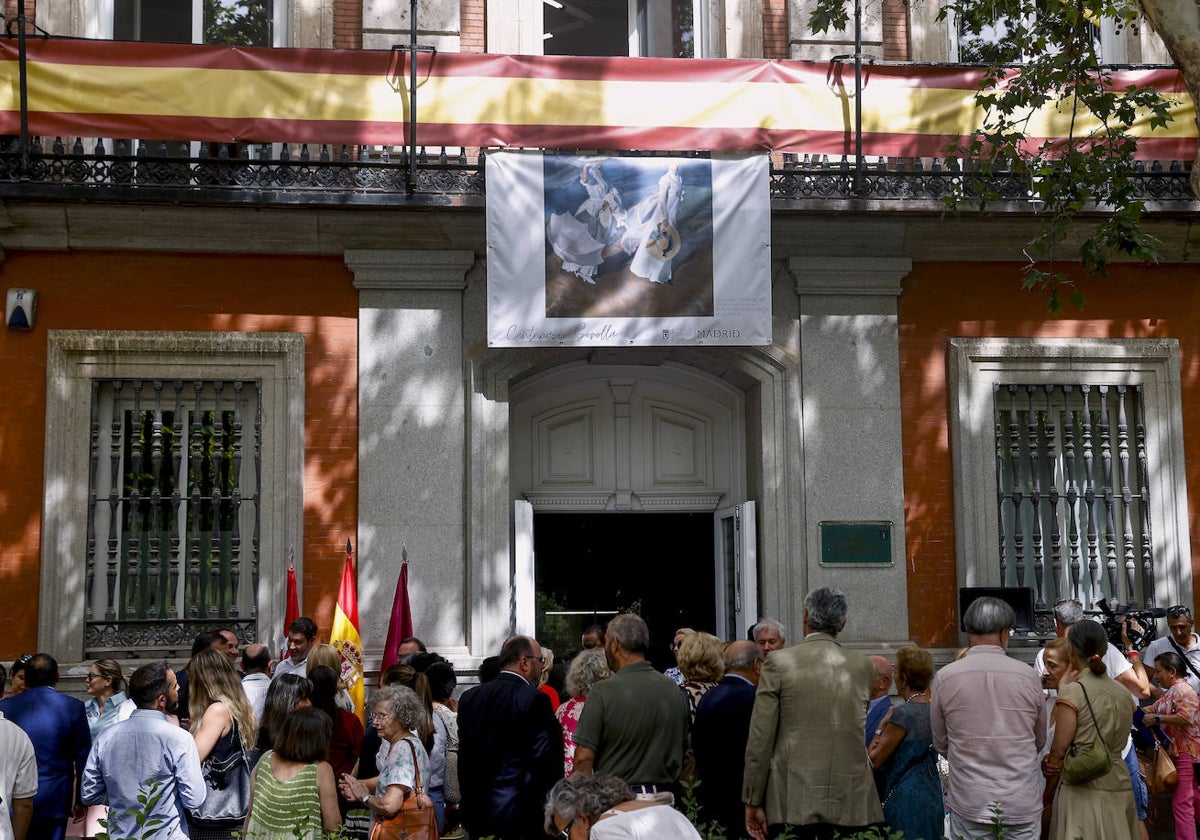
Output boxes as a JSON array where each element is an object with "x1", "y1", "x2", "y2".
[{"x1": 82, "y1": 662, "x2": 205, "y2": 840}]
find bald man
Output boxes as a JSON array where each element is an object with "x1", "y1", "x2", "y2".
[
  {"x1": 240, "y1": 643, "x2": 272, "y2": 721},
  {"x1": 865, "y1": 655, "x2": 894, "y2": 747}
]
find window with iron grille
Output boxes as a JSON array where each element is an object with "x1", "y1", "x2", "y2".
[
  {"x1": 85, "y1": 379, "x2": 261, "y2": 657},
  {"x1": 42, "y1": 331, "x2": 303, "y2": 663},
  {"x1": 947, "y1": 338, "x2": 1192, "y2": 630},
  {"x1": 993, "y1": 383, "x2": 1153, "y2": 616}
]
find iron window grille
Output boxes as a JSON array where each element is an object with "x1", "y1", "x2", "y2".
[
  {"x1": 993, "y1": 383, "x2": 1154, "y2": 629},
  {"x1": 85, "y1": 378, "x2": 261, "y2": 657}
]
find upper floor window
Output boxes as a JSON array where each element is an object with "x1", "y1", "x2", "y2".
[
  {"x1": 541, "y1": 0, "x2": 708, "y2": 57},
  {"x1": 950, "y1": 3, "x2": 1122, "y2": 63},
  {"x1": 114, "y1": 0, "x2": 284, "y2": 46}
]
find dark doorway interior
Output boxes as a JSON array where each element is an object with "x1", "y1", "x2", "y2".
[{"x1": 534, "y1": 512, "x2": 715, "y2": 673}]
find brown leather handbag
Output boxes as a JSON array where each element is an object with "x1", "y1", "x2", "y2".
[{"x1": 370, "y1": 739, "x2": 440, "y2": 840}]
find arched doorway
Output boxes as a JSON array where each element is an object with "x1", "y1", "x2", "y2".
[{"x1": 509, "y1": 362, "x2": 757, "y2": 664}]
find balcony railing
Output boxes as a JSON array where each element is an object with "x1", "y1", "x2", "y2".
[{"x1": 0, "y1": 138, "x2": 1193, "y2": 209}]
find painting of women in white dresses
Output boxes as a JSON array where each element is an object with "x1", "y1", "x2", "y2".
[{"x1": 543, "y1": 155, "x2": 715, "y2": 318}]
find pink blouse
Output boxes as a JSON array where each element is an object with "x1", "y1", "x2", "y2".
[
  {"x1": 1151, "y1": 680, "x2": 1200, "y2": 759},
  {"x1": 556, "y1": 696, "x2": 586, "y2": 776}
]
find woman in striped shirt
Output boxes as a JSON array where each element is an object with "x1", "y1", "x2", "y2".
[{"x1": 243, "y1": 706, "x2": 343, "y2": 839}]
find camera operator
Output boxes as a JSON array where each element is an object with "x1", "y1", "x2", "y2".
[
  {"x1": 1143, "y1": 604, "x2": 1200, "y2": 698},
  {"x1": 1036, "y1": 600, "x2": 1150, "y2": 699}
]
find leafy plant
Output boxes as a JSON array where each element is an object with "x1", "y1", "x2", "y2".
[
  {"x1": 809, "y1": 0, "x2": 1178, "y2": 313},
  {"x1": 95, "y1": 777, "x2": 168, "y2": 839},
  {"x1": 680, "y1": 777, "x2": 727, "y2": 840}
]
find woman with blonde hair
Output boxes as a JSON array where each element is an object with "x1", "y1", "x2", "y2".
[
  {"x1": 186, "y1": 647, "x2": 260, "y2": 840},
  {"x1": 678, "y1": 632, "x2": 723, "y2": 721},
  {"x1": 664, "y1": 628, "x2": 695, "y2": 685},
  {"x1": 538, "y1": 646, "x2": 561, "y2": 710},
  {"x1": 308, "y1": 644, "x2": 353, "y2": 712}
]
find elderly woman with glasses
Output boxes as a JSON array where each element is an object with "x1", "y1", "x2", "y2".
[
  {"x1": 1144, "y1": 605, "x2": 1200, "y2": 697},
  {"x1": 339, "y1": 685, "x2": 432, "y2": 829},
  {"x1": 544, "y1": 773, "x2": 700, "y2": 840}
]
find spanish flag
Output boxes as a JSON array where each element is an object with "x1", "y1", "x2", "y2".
[{"x1": 331, "y1": 539, "x2": 365, "y2": 724}]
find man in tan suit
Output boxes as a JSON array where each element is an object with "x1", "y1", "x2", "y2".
[{"x1": 742, "y1": 587, "x2": 883, "y2": 840}]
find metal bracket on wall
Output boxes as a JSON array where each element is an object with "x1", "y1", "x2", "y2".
[{"x1": 391, "y1": 0, "x2": 439, "y2": 194}]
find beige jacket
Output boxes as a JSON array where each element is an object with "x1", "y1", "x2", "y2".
[{"x1": 742, "y1": 633, "x2": 883, "y2": 828}]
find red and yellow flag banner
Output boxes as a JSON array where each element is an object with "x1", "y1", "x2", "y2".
[
  {"x1": 0, "y1": 38, "x2": 1192, "y2": 160},
  {"x1": 331, "y1": 539, "x2": 365, "y2": 724}
]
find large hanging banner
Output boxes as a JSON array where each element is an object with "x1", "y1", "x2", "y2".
[
  {"x1": 487, "y1": 152, "x2": 771, "y2": 347},
  {"x1": 0, "y1": 41, "x2": 1192, "y2": 159}
]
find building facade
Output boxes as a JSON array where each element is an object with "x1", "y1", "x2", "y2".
[{"x1": 0, "y1": 0, "x2": 1195, "y2": 680}]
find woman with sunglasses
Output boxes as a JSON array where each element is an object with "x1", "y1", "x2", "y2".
[
  {"x1": 663, "y1": 628, "x2": 694, "y2": 687},
  {"x1": 544, "y1": 773, "x2": 700, "y2": 840},
  {"x1": 83, "y1": 660, "x2": 127, "y2": 737},
  {"x1": 69, "y1": 660, "x2": 126, "y2": 839}
]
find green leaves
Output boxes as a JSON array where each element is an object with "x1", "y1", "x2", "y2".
[{"x1": 808, "y1": 0, "x2": 1179, "y2": 312}]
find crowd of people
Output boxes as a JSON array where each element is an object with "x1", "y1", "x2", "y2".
[{"x1": 1, "y1": 591, "x2": 1199, "y2": 840}]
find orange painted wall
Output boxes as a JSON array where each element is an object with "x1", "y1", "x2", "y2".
[
  {"x1": 0, "y1": 251, "x2": 358, "y2": 660},
  {"x1": 899, "y1": 261, "x2": 1200, "y2": 648}
]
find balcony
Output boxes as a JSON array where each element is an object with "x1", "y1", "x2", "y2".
[{"x1": 0, "y1": 139, "x2": 1193, "y2": 212}]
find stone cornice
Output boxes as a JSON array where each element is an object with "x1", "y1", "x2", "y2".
[
  {"x1": 346, "y1": 249, "x2": 475, "y2": 291},
  {"x1": 789, "y1": 256, "x2": 912, "y2": 297}
]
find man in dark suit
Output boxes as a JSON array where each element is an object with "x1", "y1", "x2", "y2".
[
  {"x1": 0, "y1": 653, "x2": 91, "y2": 840},
  {"x1": 457, "y1": 635, "x2": 563, "y2": 840},
  {"x1": 693, "y1": 640, "x2": 764, "y2": 838}
]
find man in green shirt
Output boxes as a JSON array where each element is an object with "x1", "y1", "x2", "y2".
[{"x1": 571, "y1": 614, "x2": 689, "y2": 804}]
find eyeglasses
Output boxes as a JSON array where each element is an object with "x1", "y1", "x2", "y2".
[
  {"x1": 1168, "y1": 605, "x2": 1193, "y2": 619},
  {"x1": 556, "y1": 817, "x2": 577, "y2": 839},
  {"x1": 371, "y1": 711, "x2": 392, "y2": 725},
  {"x1": 86, "y1": 673, "x2": 103, "y2": 681}
]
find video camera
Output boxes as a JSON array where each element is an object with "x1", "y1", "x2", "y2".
[{"x1": 1095, "y1": 599, "x2": 1164, "y2": 649}]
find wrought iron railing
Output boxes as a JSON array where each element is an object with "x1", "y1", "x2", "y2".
[{"x1": 0, "y1": 138, "x2": 1192, "y2": 208}]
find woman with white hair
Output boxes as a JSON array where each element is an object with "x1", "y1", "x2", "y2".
[
  {"x1": 544, "y1": 773, "x2": 700, "y2": 839},
  {"x1": 338, "y1": 685, "x2": 432, "y2": 832},
  {"x1": 556, "y1": 649, "x2": 611, "y2": 776}
]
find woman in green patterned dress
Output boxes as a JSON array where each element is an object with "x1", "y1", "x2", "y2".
[{"x1": 243, "y1": 706, "x2": 343, "y2": 839}]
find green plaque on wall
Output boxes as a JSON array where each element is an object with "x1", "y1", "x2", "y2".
[{"x1": 819, "y1": 521, "x2": 893, "y2": 566}]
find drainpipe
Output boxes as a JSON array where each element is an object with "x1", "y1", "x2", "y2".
[
  {"x1": 408, "y1": 0, "x2": 418, "y2": 193},
  {"x1": 854, "y1": 0, "x2": 864, "y2": 194},
  {"x1": 17, "y1": 0, "x2": 30, "y2": 174}
]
